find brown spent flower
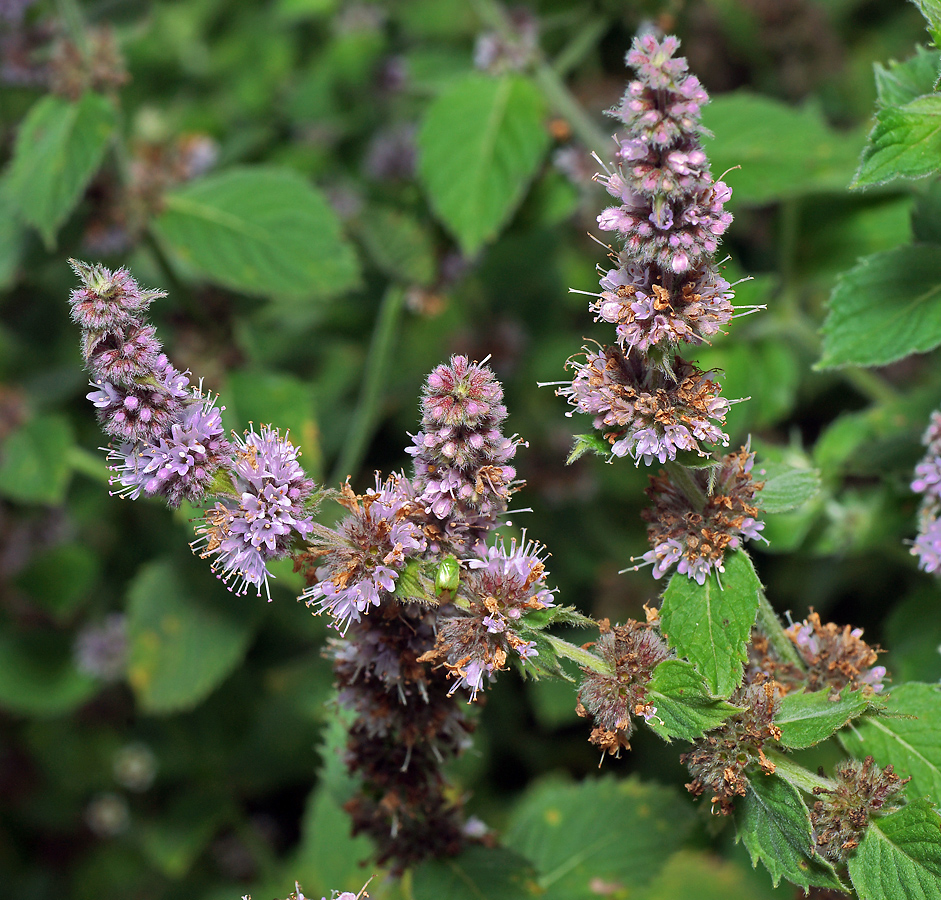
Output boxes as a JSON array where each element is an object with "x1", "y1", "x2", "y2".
[
  {"x1": 681, "y1": 677, "x2": 781, "y2": 814},
  {"x1": 576, "y1": 618, "x2": 673, "y2": 757},
  {"x1": 810, "y1": 756, "x2": 908, "y2": 862}
]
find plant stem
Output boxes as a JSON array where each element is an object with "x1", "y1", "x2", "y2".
[
  {"x1": 755, "y1": 586, "x2": 806, "y2": 670},
  {"x1": 551, "y1": 17, "x2": 606, "y2": 77},
  {"x1": 544, "y1": 634, "x2": 612, "y2": 675},
  {"x1": 330, "y1": 285, "x2": 406, "y2": 484},
  {"x1": 665, "y1": 460, "x2": 708, "y2": 511},
  {"x1": 765, "y1": 750, "x2": 834, "y2": 793}
]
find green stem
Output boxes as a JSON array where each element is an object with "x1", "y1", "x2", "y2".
[
  {"x1": 665, "y1": 460, "x2": 707, "y2": 511},
  {"x1": 765, "y1": 750, "x2": 834, "y2": 794},
  {"x1": 330, "y1": 285, "x2": 406, "y2": 484},
  {"x1": 468, "y1": 0, "x2": 610, "y2": 153},
  {"x1": 551, "y1": 17, "x2": 606, "y2": 77},
  {"x1": 755, "y1": 587, "x2": 806, "y2": 671},
  {"x1": 68, "y1": 446, "x2": 109, "y2": 484},
  {"x1": 544, "y1": 634, "x2": 612, "y2": 675}
]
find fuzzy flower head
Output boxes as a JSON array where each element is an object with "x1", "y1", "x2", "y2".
[
  {"x1": 785, "y1": 611, "x2": 887, "y2": 695},
  {"x1": 407, "y1": 356, "x2": 519, "y2": 542},
  {"x1": 592, "y1": 261, "x2": 734, "y2": 353},
  {"x1": 577, "y1": 617, "x2": 672, "y2": 758},
  {"x1": 68, "y1": 259, "x2": 165, "y2": 333},
  {"x1": 911, "y1": 409, "x2": 941, "y2": 573},
  {"x1": 108, "y1": 388, "x2": 231, "y2": 507},
  {"x1": 302, "y1": 475, "x2": 426, "y2": 634},
  {"x1": 418, "y1": 535, "x2": 555, "y2": 701},
  {"x1": 595, "y1": 34, "x2": 733, "y2": 276},
  {"x1": 638, "y1": 445, "x2": 765, "y2": 583},
  {"x1": 559, "y1": 346, "x2": 729, "y2": 465},
  {"x1": 192, "y1": 426, "x2": 316, "y2": 599}
]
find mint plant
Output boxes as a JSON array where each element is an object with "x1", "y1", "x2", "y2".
[{"x1": 4, "y1": 2, "x2": 941, "y2": 899}]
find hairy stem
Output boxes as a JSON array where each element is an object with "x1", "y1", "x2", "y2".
[
  {"x1": 766, "y1": 750, "x2": 835, "y2": 793},
  {"x1": 544, "y1": 634, "x2": 613, "y2": 675}
]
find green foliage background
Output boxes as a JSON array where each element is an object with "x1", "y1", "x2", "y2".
[{"x1": 1, "y1": 0, "x2": 940, "y2": 898}]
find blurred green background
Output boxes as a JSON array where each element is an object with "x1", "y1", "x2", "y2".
[{"x1": 1, "y1": 0, "x2": 940, "y2": 897}]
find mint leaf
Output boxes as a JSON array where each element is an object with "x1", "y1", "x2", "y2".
[
  {"x1": 6, "y1": 92, "x2": 116, "y2": 248},
  {"x1": 753, "y1": 459, "x2": 821, "y2": 514},
  {"x1": 418, "y1": 73, "x2": 550, "y2": 255},
  {"x1": 874, "y1": 47, "x2": 941, "y2": 107},
  {"x1": 411, "y1": 846, "x2": 537, "y2": 900},
  {"x1": 505, "y1": 777, "x2": 692, "y2": 899},
  {"x1": 912, "y1": 0, "x2": 941, "y2": 45},
  {"x1": 646, "y1": 659, "x2": 739, "y2": 742},
  {"x1": 776, "y1": 689, "x2": 872, "y2": 749},
  {"x1": 152, "y1": 166, "x2": 360, "y2": 299},
  {"x1": 854, "y1": 95, "x2": 941, "y2": 188},
  {"x1": 818, "y1": 245, "x2": 941, "y2": 369},
  {"x1": 126, "y1": 560, "x2": 259, "y2": 714},
  {"x1": 840, "y1": 682, "x2": 941, "y2": 804},
  {"x1": 660, "y1": 551, "x2": 761, "y2": 698},
  {"x1": 738, "y1": 774, "x2": 843, "y2": 890},
  {"x1": 848, "y1": 799, "x2": 941, "y2": 900},
  {"x1": 0, "y1": 413, "x2": 75, "y2": 505},
  {"x1": 0, "y1": 632, "x2": 97, "y2": 716}
]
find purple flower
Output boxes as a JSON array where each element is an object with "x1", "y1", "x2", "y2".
[
  {"x1": 192, "y1": 426, "x2": 315, "y2": 600},
  {"x1": 303, "y1": 475, "x2": 426, "y2": 633},
  {"x1": 911, "y1": 410, "x2": 941, "y2": 573}
]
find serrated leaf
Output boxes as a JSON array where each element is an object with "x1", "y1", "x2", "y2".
[
  {"x1": 151, "y1": 166, "x2": 360, "y2": 298},
  {"x1": 912, "y1": 0, "x2": 941, "y2": 44},
  {"x1": 659, "y1": 551, "x2": 761, "y2": 698},
  {"x1": 840, "y1": 682, "x2": 941, "y2": 804},
  {"x1": 854, "y1": 95, "x2": 941, "y2": 188},
  {"x1": 848, "y1": 799, "x2": 941, "y2": 900},
  {"x1": 353, "y1": 204, "x2": 436, "y2": 286},
  {"x1": 126, "y1": 559, "x2": 258, "y2": 714},
  {"x1": 753, "y1": 459, "x2": 820, "y2": 514},
  {"x1": 0, "y1": 413, "x2": 74, "y2": 505},
  {"x1": 818, "y1": 245, "x2": 941, "y2": 369},
  {"x1": 412, "y1": 845, "x2": 537, "y2": 900},
  {"x1": 566, "y1": 432, "x2": 610, "y2": 464},
  {"x1": 521, "y1": 604, "x2": 594, "y2": 631},
  {"x1": 738, "y1": 775, "x2": 843, "y2": 890},
  {"x1": 5, "y1": 91, "x2": 116, "y2": 248},
  {"x1": 776, "y1": 689, "x2": 873, "y2": 750},
  {"x1": 874, "y1": 47, "x2": 941, "y2": 108},
  {"x1": 701, "y1": 92, "x2": 864, "y2": 204},
  {"x1": 505, "y1": 777, "x2": 692, "y2": 899},
  {"x1": 418, "y1": 73, "x2": 550, "y2": 255},
  {"x1": 645, "y1": 659, "x2": 739, "y2": 742}
]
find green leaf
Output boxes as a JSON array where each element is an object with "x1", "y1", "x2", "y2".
[
  {"x1": 701, "y1": 92, "x2": 865, "y2": 204},
  {"x1": 840, "y1": 683, "x2": 941, "y2": 805},
  {"x1": 5, "y1": 92, "x2": 116, "y2": 248},
  {"x1": 912, "y1": 178, "x2": 941, "y2": 244},
  {"x1": 0, "y1": 413, "x2": 75, "y2": 505},
  {"x1": 505, "y1": 777, "x2": 693, "y2": 899},
  {"x1": 848, "y1": 799, "x2": 941, "y2": 900},
  {"x1": 418, "y1": 73, "x2": 550, "y2": 255},
  {"x1": 0, "y1": 178, "x2": 23, "y2": 289},
  {"x1": 738, "y1": 774, "x2": 843, "y2": 890},
  {"x1": 566, "y1": 432, "x2": 610, "y2": 464},
  {"x1": 126, "y1": 559, "x2": 259, "y2": 714},
  {"x1": 352, "y1": 204, "x2": 437, "y2": 286},
  {"x1": 776, "y1": 689, "x2": 872, "y2": 750},
  {"x1": 818, "y1": 245, "x2": 941, "y2": 369},
  {"x1": 874, "y1": 47, "x2": 941, "y2": 108},
  {"x1": 645, "y1": 659, "x2": 740, "y2": 742},
  {"x1": 0, "y1": 631, "x2": 97, "y2": 716},
  {"x1": 641, "y1": 850, "x2": 783, "y2": 900},
  {"x1": 290, "y1": 785, "x2": 373, "y2": 898},
  {"x1": 753, "y1": 459, "x2": 821, "y2": 514},
  {"x1": 15, "y1": 543, "x2": 99, "y2": 622},
  {"x1": 854, "y1": 95, "x2": 941, "y2": 188},
  {"x1": 659, "y1": 551, "x2": 761, "y2": 698},
  {"x1": 138, "y1": 792, "x2": 227, "y2": 879},
  {"x1": 151, "y1": 166, "x2": 360, "y2": 299},
  {"x1": 912, "y1": 0, "x2": 941, "y2": 44},
  {"x1": 411, "y1": 845, "x2": 537, "y2": 900}
]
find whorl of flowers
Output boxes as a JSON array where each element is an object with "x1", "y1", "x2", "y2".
[
  {"x1": 784, "y1": 611, "x2": 887, "y2": 695},
  {"x1": 301, "y1": 475, "x2": 426, "y2": 633},
  {"x1": 576, "y1": 616, "x2": 672, "y2": 757},
  {"x1": 419, "y1": 536, "x2": 555, "y2": 701},
  {"x1": 407, "y1": 355, "x2": 519, "y2": 548},
  {"x1": 559, "y1": 346, "x2": 729, "y2": 464},
  {"x1": 681, "y1": 678, "x2": 781, "y2": 814},
  {"x1": 810, "y1": 757, "x2": 907, "y2": 862},
  {"x1": 638, "y1": 446, "x2": 765, "y2": 584},
  {"x1": 911, "y1": 409, "x2": 941, "y2": 573},
  {"x1": 191, "y1": 425, "x2": 315, "y2": 600}
]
